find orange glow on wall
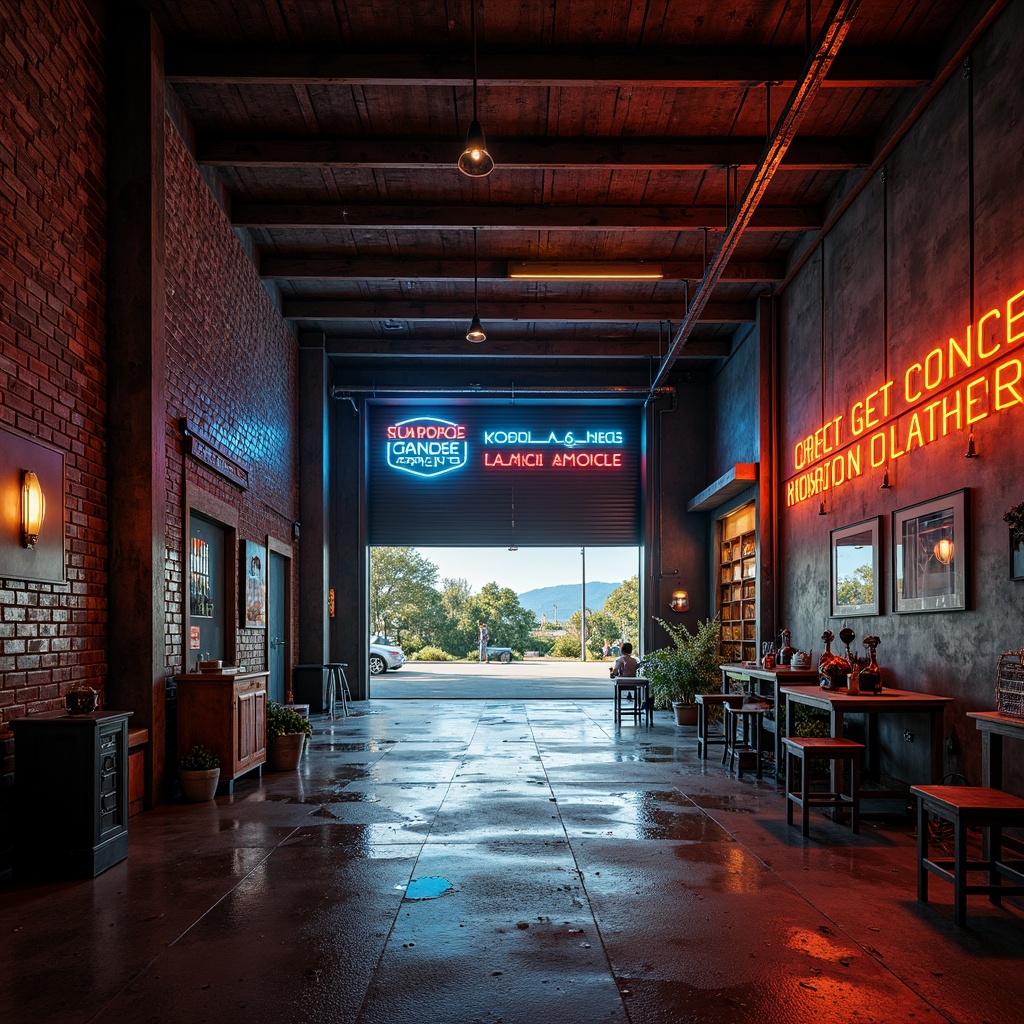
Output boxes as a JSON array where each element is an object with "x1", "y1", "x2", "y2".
[{"x1": 785, "y1": 282, "x2": 1024, "y2": 506}]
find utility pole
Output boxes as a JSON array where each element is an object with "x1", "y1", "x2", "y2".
[{"x1": 581, "y1": 546, "x2": 587, "y2": 662}]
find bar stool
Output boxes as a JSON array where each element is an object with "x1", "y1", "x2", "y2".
[
  {"x1": 614, "y1": 676, "x2": 651, "y2": 726},
  {"x1": 695, "y1": 693, "x2": 743, "y2": 760},
  {"x1": 723, "y1": 703, "x2": 768, "y2": 778},
  {"x1": 324, "y1": 662, "x2": 352, "y2": 719},
  {"x1": 784, "y1": 736, "x2": 863, "y2": 837}
]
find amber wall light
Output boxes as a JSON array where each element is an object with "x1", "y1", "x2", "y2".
[
  {"x1": 21, "y1": 470, "x2": 45, "y2": 548},
  {"x1": 669, "y1": 589, "x2": 690, "y2": 613}
]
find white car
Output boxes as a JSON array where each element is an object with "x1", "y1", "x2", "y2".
[{"x1": 369, "y1": 636, "x2": 406, "y2": 675}]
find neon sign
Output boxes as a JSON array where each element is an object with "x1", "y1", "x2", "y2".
[
  {"x1": 385, "y1": 417, "x2": 628, "y2": 477},
  {"x1": 386, "y1": 417, "x2": 468, "y2": 477},
  {"x1": 785, "y1": 285, "x2": 1024, "y2": 506}
]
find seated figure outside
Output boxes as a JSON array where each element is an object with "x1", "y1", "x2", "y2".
[{"x1": 610, "y1": 642, "x2": 639, "y2": 678}]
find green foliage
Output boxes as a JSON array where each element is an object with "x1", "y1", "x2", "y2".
[
  {"x1": 603, "y1": 575, "x2": 639, "y2": 645},
  {"x1": 836, "y1": 563, "x2": 875, "y2": 607},
  {"x1": 370, "y1": 547, "x2": 441, "y2": 645},
  {"x1": 267, "y1": 702, "x2": 313, "y2": 741},
  {"x1": 411, "y1": 645, "x2": 457, "y2": 661},
  {"x1": 1004, "y1": 502, "x2": 1024, "y2": 544},
  {"x1": 550, "y1": 629, "x2": 585, "y2": 658},
  {"x1": 793, "y1": 704, "x2": 830, "y2": 738},
  {"x1": 639, "y1": 616, "x2": 722, "y2": 709},
  {"x1": 178, "y1": 744, "x2": 220, "y2": 771}
]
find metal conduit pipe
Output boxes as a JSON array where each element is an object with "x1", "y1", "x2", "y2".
[{"x1": 329, "y1": 385, "x2": 675, "y2": 399}]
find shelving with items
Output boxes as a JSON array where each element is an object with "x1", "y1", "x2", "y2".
[{"x1": 717, "y1": 502, "x2": 758, "y2": 664}]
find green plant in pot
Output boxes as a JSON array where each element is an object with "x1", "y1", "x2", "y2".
[
  {"x1": 178, "y1": 744, "x2": 221, "y2": 801},
  {"x1": 639, "y1": 616, "x2": 723, "y2": 726},
  {"x1": 267, "y1": 701, "x2": 313, "y2": 770}
]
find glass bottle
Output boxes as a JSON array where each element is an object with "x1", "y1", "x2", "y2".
[
  {"x1": 860, "y1": 636, "x2": 882, "y2": 693},
  {"x1": 778, "y1": 628, "x2": 796, "y2": 666}
]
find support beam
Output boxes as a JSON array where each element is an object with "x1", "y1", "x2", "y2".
[
  {"x1": 198, "y1": 135, "x2": 869, "y2": 171},
  {"x1": 322, "y1": 337, "x2": 733, "y2": 359},
  {"x1": 650, "y1": 0, "x2": 862, "y2": 393},
  {"x1": 165, "y1": 47, "x2": 932, "y2": 89},
  {"x1": 233, "y1": 202, "x2": 821, "y2": 232},
  {"x1": 282, "y1": 299, "x2": 754, "y2": 323}
]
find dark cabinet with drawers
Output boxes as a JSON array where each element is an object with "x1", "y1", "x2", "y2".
[{"x1": 12, "y1": 710, "x2": 133, "y2": 878}]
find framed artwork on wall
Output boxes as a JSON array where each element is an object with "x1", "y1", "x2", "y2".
[
  {"x1": 892, "y1": 490, "x2": 968, "y2": 613},
  {"x1": 241, "y1": 539, "x2": 267, "y2": 628},
  {"x1": 830, "y1": 516, "x2": 881, "y2": 617}
]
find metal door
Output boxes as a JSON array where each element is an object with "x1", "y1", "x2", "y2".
[{"x1": 268, "y1": 550, "x2": 287, "y2": 703}]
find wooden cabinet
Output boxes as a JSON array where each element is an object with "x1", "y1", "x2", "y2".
[
  {"x1": 718, "y1": 527, "x2": 757, "y2": 664},
  {"x1": 176, "y1": 671, "x2": 268, "y2": 794}
]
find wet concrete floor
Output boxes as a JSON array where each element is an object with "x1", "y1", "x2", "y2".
[{"x1": 2, "y1": 699, "x2": 1022, "y2": 1023}]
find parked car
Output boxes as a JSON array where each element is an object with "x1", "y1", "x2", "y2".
[
  {"x1": 369, "y1": 636, "x2": 406, "y2": 675},
  {"x1": 486, "y1": 645, "x2": 513, "y2": 663}
]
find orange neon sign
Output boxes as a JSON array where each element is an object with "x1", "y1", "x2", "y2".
[{"x1": 785, "y1": 284, "x2": 1024, "y2": 506}]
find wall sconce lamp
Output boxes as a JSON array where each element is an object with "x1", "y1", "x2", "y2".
[
  {"x1": 933, "y1": 538, "x2": 954, "y2": 565},
  {"x1": 964, "y1": 432, "x2": 979, "y2": 458},
  {"x1": 457, "y1": 1, "x2": 494, "y2": 177},
  {"x1": 21, "y1": 470, "x2": 45, "y2": 548},
  {"x1": 669, "y1": 589, "x2": 690, "y2": 613}
]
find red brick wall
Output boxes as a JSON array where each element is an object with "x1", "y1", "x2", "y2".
[
  {"x1": 162, "y1": 119, "x2": 300, "y2": 676},
  {"x1": 0, "y1": 0, "x2": 108, "y2": 761}
]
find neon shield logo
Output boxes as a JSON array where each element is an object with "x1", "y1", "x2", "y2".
[{"x1": 385, "y1": 417, "x2": 469, "y2": 477}]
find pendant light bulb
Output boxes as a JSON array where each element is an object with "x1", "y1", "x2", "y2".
[{"x1": 466, "y1": 315, "x2": 487, "y2": 343}]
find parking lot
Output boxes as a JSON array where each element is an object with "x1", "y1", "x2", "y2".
[{"x1": 369, "y1": 657, "x2": 616, "y2": 699}]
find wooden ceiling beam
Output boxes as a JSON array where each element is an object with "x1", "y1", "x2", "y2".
[
  {"x1": 282, "y1": 299, "x2": 754, "y2": 323},
  {"x1": 166, "y1": 48, "x2": 931, "y2": 89},
  {"x1": 199, "y1": 135, "x2": 869, "y2": 170},
  {"x1": 261, "y1": 257, "x2": 785, "y2": 283},
  {"x1": 233, "y1": 202, "x2": 821, "y2": 232}
]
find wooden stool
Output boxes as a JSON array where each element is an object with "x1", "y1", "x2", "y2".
[
  {"x1": 614, "y1": 677, "x2": 651, "y2": 726},
  {"x1": 696, "y1": 693, "x2": 743, "y2": 760},
  {"x1": 911, "y1": 784, "x2": 1024, "y2": 927},
  {"x1": 783, "y1": 736, "x2": 863, "y2": 837},
  {"x1": 723, "y1": 704, "x2": 768, "y2": 778}
]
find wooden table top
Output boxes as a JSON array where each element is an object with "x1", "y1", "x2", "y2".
[
  {"x1": 779, "y1": 684, "x2": 953, "y2": 711},
  {"x1": 967, "y1": 710, "x2": 1024, "y2": 734},
  {"x1": 721, "y1": 663, "x2": 819, "y2": 681}
]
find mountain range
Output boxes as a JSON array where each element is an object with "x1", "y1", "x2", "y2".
[{"x1": 518, "y1": 582, "x2": 620, "y2": 624}]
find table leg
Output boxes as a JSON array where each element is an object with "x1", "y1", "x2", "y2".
[
  {"x1": 927, "y1": 709, "x2": 944, "y2": 783},
  {"x1": 829, "y1": 709, "x2": 844, "y2": 797}
]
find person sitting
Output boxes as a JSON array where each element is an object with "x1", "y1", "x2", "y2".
[{"x1": 610, "y1": 641, "x2": 638, "y2": 678}]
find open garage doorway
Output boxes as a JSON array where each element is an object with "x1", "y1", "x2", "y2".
[{"x1": 369, "y1": 545, "x2": 641, "y2": 698}]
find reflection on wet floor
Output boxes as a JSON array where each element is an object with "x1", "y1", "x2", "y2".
[{"x1": 4, "y1": 697, "x2": 1023, "y2": 1024}]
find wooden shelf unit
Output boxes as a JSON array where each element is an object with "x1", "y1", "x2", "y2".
[{"x1": 718, "y1": 525, "x2": 758, "y2": 664}]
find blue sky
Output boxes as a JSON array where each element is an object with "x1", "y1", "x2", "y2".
[{"x1": 415, "y1": 546, "x2": 640, "y2": 595}]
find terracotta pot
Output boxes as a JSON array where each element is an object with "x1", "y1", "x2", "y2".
[
  {"x1": 672, "y1": 701, "x2": 698, "y2": 727},
  {"x1": 179, "y1": 768, "x2": 220, "y2": 802},
  {"x1": 268, "y1": 732, "x2": 306, "y2": 770}
]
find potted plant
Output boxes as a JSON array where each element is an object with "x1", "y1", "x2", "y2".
[
  {"x1": 640, "y1": 616, "x2": 723, "y2": 726},
  {"x1": 178, "y1": 744, "x2": 221, "y2": 801},
  {"x1": 267, "y1": 701, "x2": 313, "y2": 770}
]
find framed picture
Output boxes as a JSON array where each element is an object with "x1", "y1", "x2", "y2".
[
  {"x1": 892, "y1": 490, "x2": 969, "y2": 613},
  {"x1": 830, "y1": 516, "x2": 881, "y2": 617},
  {"x1": 241, "y1": 539, "x2": 267, "y2": 628}
]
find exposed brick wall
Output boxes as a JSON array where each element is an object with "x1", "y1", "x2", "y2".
[
  {"x1": 163, "y1": 119, "x2": 300, "y2": 676},
  {"x1": 0, "y1": 0, "x2": 108, "y2": 733}
]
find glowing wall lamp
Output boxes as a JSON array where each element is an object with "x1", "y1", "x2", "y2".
[
  {"x1": 933, "y1": 537, "x2": 954, "y2": 566},
  {"x1": 669, "y1": 589, "x2": 690, "y2": 613},
  {"x1": 21, "y1": 470, "x2": 45, "y2": 548}
]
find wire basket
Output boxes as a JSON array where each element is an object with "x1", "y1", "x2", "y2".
[{"x1": 995, "y1": 650, "x2": 1024, "y2": 718}]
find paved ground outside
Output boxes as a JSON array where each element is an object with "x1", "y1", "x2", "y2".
[{"x1": 370, "y1": 658, "x2": 619, "y2": 699}]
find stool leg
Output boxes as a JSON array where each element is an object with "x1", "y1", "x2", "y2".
[
  {"x1": 916, "y1": 797, "x2": 929, "y2": 905},
  {"x1": 990, "y1": 825, "x2": 1003, "y2": 907},
  {"x1": 954, "y1": 816, "x2": 968, "y2": 928},
  {"x1": 338, "y1": 667, "x2": 350, "y2": 717},
  {"x1": 697, "y1": 703, "x2": 706, "y2": 759},
  {"x1": 800, "y1": 752, "x2": 810, "y2": 837},
  {"x1": 754, "y1": 718, "x2": 763, "y2": 779},
  {"x1": 614, "y1": 683, "x2": 621, "y2": 723},
  {"x1": 722, "y1": 712, "x2": 731, "y2": 766},
  {"x1": 850, "y1": 753, "x2": 860, "y2": 835},
  {"x1": 785, "y1": 750, "x2": 795, "y2": 828}
]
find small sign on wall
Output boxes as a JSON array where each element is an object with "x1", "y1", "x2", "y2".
[
  {"x1": 190, "y1": 625, "x2": 201, "y2": 650},
  {"x1": 241, "y1": 539, "x2": 267, "y2": 628}
]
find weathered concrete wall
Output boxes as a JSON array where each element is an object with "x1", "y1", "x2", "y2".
[
  {"x1": 709, "y1": 325, "x2": 760, "y2": 477},
  {"x1": 777, "y1": 0, "x2": 1024, "y2": 792}
]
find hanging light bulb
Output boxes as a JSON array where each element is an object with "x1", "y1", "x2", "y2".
[
  {"x1": 934, "y1": 538, "x2": 954, "y2": 565},
  {"x1": 457, "y1": 1, "x2": 494, "y2": 177},
  {"x1": 466, "y1": 226, "x2": 486, "y2": 343}
]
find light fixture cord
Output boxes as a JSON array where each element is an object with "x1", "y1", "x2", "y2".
[
  {"x1": 471, "y1": 0, "x2": 479, "y2": 120},
  {"x1": 473, "y1": 225, "x2": 480, "y2": 316}
]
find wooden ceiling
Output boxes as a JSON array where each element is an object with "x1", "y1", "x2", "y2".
[{"x1": 150, "y1": 0, "x2": 1002, "y2": 391}]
